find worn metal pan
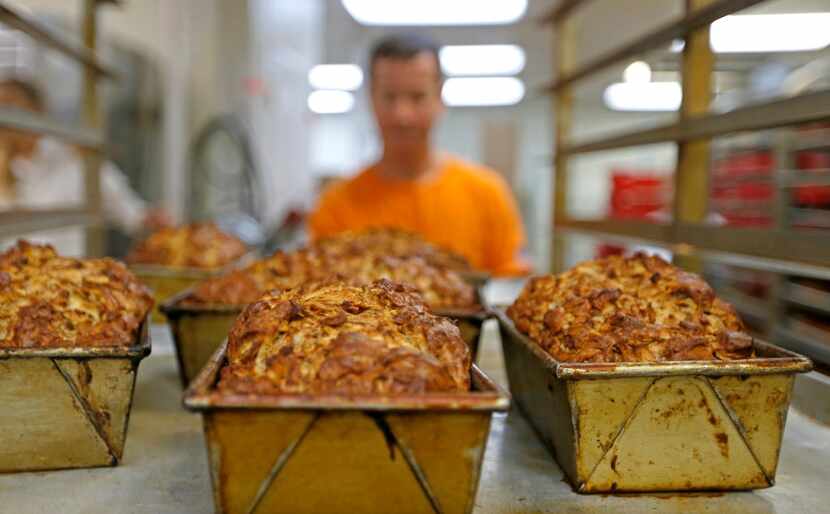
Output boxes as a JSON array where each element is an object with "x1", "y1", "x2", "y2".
[
  {"x1": 184, "y1": 340, "x2": 510, "y2": 514},
  {"x1": 160, "y1": 290, "x2": 242, "y2": 387},
  {"x1": 0, "y1": 319, "x2": 151, "y2": 473},
  {"x1": 162, "y1": 285, "x2": 490, "y2": 387},
  {"x1": 130, "y1": 251, "x2": 256, "y2": 323},
  {"x1": 496, "y1": 309, "x2": 813, "y2": 494}
]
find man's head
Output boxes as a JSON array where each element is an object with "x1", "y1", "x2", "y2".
[
  {"x1": 0, "y1": 79, "x2": 44, "y2": 157},
  {"x1": 369, "y1": 33, "x2": 444, "y2": 158}
]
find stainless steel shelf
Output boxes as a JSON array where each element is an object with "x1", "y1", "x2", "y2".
[
  {"x1": 0, "y1": 4, "x2": 117, "y2": 79},
  {"x1": 559, "y1": 90, "x2": 830, "y2": 156},
  {"x1": 792, "y1": 131, "x2": 830, "y2": 153},
  {"x1": 786, "y1": 282, "x2": 830, "y2": 316},
  {"x1": 781, "y1": 169, "x2": 830, "y2": 187},
  {"x1": 537, "y1": 0, "x2": 590, "y2": 25},
  {"x1": 776, "y1": 321, "x2": 830, "y2": 366},
  {"x1": 717, "y1": 285, "x2": 769, "y2": 322},
  {"x1": 790, "y1": 208, "x2": 830, "y2": 229},
  {"x1": 545, "y1": 0, "x2": 764, "y2": 91},
  {"x1": 556, "y1": 218, "x2": 830, "y2": 272},
  {"x1": 0, "y1": 108, "x2": 103, "y2": 150},
  {"x1": 0, "y1": 208, "x2": 96, "y2": 238}
]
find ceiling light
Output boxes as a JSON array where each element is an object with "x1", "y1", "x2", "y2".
[
  {"x1": 442, "y1": 77, "x2": 525, "y2": 107},
  {"x1": 603, "y1": 82, "x2": 682, "y2": 111},
  {"x1": 670, "y1": 39, "x2": 685, "y2": 53},
  {"x1": 341, "y1": 0, "x2": 527, "y2": 26},
  {"x1": 622, "y1": 61, "x2": 652, "y2": 84},
  {"x1": 308, "y1": 64, "x2": 363, "y2": 91},
  {"x1": 711, "y1": 13, "x2": 830, "y2": 53},
  {"x1": 439, "y1": 44, "x2": 526, "y2": 76},
  {"x1": 307, "y1": 90, "x2": 354, "y2": 114},
  {"x1": 669, "y1": 13, "x2": 830, "y2": 54}
]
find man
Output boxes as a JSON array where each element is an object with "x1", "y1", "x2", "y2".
[
  {"x1": 0, "y1": 78, "x2": 170, "y2": 255},
  {"x1": 309, "y1": 34, "x2": 529, "y2": 276}
]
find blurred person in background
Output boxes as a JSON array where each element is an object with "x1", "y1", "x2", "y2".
[
  {"x1": 0, "y1": 78, "x2": 171, "y2": 255},
  {"x1": 309, "y1": 34, "x2": 529, "y2": 276}
]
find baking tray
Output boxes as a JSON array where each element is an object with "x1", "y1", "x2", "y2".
[
  {"x1": 495, "y1": 309, "x2": 813, "y2": 494},
  {"x1": 162, "y1": 285, "x2": 490, "y2": 387},
  {"x1": 130, "y1": 251, "x2": 256, "y2": 323},
  {"x1": 184, "y1": 340, "x2": 510, "y2": 514},
  {"x1": 0, "y1": 318, "x2": 152, "y2": 473}
]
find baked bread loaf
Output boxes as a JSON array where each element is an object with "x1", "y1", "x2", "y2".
[
  {"x1": 218, "y1": 279, "x2": 471, "y2": 395},
  {"x1": 0, "y1": 241, "x2": 153, "y2": 348},
  {"x1": 185, "y1": 250, "x2": 476, "y2": 310},
  {"x1": 312, "y1": 228, "x2": 472, "y2": 272},
  {"x1": 126, "y1": 222, "x2": 247, "y2": 269},
  {"x1": 184, "y1": 250, "x2": 319, "y2": 306},
  {"x1": 507, "y1": 253, "x2": 754, "y2": 363}
]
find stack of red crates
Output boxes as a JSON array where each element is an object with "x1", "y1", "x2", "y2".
[
  {"x1": 710, "y1": 149, "x2": 775, "y2": 227},
  {"x1": 792, "y1": 124, "x2": 830, "y2": 208},
  {"x1": 597, "y1": 170, "x2": 671, "y2": 258}
]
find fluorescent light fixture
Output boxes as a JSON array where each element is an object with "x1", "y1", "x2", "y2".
[
  {"x1": 711, "y1": 13, "x2": 830, "y2": 53},
  {"x1": 603, "y1": 82, "x2": 682, "y2": 111},
  {"x1": 341, "y1": 0, "x2": 527, "y2": 26},
  {"x1": 439, "y1": 44, "x2": 526, "y2": 76},
  {"x1": 308, "y1": 64, "x2": 363, "y2": 91},
  {"x1": 442, "y1": 77, "x2": 525, "y2": 107},
  {"x1": 622, "y1": 61, "x2": 652, "y2": 84},
  {"x1": 669, "y1": 13, "x2": 830, "y2": 53},
  {"x1": 307, "y1": 90, "x2": 355, "y2": 114}
]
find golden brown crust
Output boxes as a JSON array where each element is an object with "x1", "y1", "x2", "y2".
[
  {"x1": 185, "y1": 249, "x2": 476, "y2": 310},
  {"x1": 126, "y1": 222, "x2": 247, "y2": 269},
  {"x1": 218, "y1": 279, "x2": 471, "y2": 395},
  {"x1": 0, "y1": 241, "x2": 154, "y2": 348},
  {"x1": 507, "y1": 253, "x2": 754, "y2": 363},
  {"x1": 313, "y1": 228, "x2": 472, "y2": 272},
  {"x1": 184, "y1": 251, "x2": 313, "y2": 306}
]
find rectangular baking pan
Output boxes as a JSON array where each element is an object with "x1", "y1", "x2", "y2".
[
  {"x1": 184, "y1": 340, "x2": 510, "y2": 514},
  {"x1": 162, "y1": 283, "x2": 490, "y2": 387},
  {"x1": 496, "y1": 308, "x2": 813, "y2": 494},
  {"x1": 0, "y1": 318, "x2": 151, "y2": 473},
  {"x1": 130, "y1": 251, "x2": 256, "y2": 323}
]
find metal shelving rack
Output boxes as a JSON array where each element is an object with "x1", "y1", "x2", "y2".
[
  {"x1": 0, "y1": 0, "x2": 118, "y2": 256},
  {"x1": 544, "y1": 0, "x2": 830, "y2": 364}
]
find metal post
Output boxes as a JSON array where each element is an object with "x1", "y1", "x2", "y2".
[
  {"x1": 552, "y1": 17, "x2": 575, "y2": 273},
  {"x1": 672, "y1": 0, "x2": 715, "y2": 273},
  {"x1": 82, "y1": 0, "x2": 104, "y2": 256}
]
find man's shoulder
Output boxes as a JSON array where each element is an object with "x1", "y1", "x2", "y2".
[
  {"x1": 443, "y1": 156, "x2": 511, "y2": 194},
  {"x1": 319, "y1": 166, "x2": 375, "y2": 200}
]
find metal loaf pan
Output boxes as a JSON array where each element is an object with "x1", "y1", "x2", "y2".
[
  {"x1": 184, "y1": 340, "x2": 510, "y2": 514},
  {"x1": 496, "y1": 309, "x2": 813, "y2": 494},
  {"x1": 0, "y1": 318, "x2": 151, "y2": 473},
  {"x1": 130, "y1": 251, "x2": 256, "y2": 323},
  {"x1": 162, "y1": 281, "x2": 490, "y2": 387}
]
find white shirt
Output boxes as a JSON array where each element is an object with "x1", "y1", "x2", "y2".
[{"x1": 1, "y1": 137, "x2": 147, "y2": 256}]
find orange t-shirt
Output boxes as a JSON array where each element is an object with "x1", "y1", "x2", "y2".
[{"x1": 309, "y1": 157, "x2": 530, "y2": 276}]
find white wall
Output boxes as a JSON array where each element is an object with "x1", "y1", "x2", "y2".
[{"x1": 247, "y1": 0, "x2": 323, "y2": 226}]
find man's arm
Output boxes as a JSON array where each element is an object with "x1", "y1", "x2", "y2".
[
  {"x1": 99, "y1": 162, "x2": 150, "y2": 234},
  {"x1": 483, "y1": 174, "x2": 531, "y2": 276}
]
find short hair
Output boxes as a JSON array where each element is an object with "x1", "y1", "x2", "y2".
[
  {"x1": 0, "y1": 78, "x2": 44, "y2": 110},
  {"x1": 368, "y1": 33, "x2": 442, "y2": 81}
]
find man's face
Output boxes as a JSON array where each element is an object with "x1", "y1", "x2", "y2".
[{"x1": 370, "y1": 52, "x2": 444, "y2": 155}]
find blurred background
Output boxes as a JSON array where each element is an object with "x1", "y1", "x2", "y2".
[{"x1": 1, "y1": 0, "x2": 829, "y2": 365}]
